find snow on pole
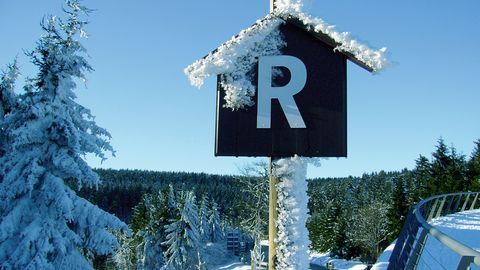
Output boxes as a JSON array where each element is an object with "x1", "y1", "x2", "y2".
[{"x1": 273, "y1": 155, "x2": 311, "y2": 270}]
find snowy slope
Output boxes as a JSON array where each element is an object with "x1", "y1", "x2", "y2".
[
  {"x1": 310, "y1": 252, "x2": 367, "y2": 270},
  {"x1": 373, "y1": 209, "x2": 480, "y2": 270}
]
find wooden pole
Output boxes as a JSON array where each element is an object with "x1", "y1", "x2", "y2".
[
  {"x1": 268, "y1": 2, "x2": 277, "y2": 269},
  {"x1": 268, "y1": 157, "x2": 278, "y2": 270}
]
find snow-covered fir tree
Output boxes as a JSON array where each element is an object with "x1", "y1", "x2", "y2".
[
  {"x1": 113, "y1": 231, "x2": 138, "y2": 270},
  {"x1": 138, "y1": 191, "x2": 168, "y2": 269},
  {"x1": 199, "y1": 196, "x2": 211, "y2": 241},
  {"x1": 163, "y1": 191, "x2": 202, "y2": 269},
  {"x1": 167, "y1": 184, "x2": 178, "y2": 216},
  {"x1": 0, "y1": 61, "x2": 19, "y2": 157},
  {"x1": 116, "y1": 190, "x2": 171, "y2": 270},
  {"x1": 0, "y1": 61, "x2": 18, "y2": 120},
  {"x1": 0, "y1": 1, "x2": 127, "y2": 269},
  {"x1": 209, "y1": 200, "x2": 223, "y2": 243}
]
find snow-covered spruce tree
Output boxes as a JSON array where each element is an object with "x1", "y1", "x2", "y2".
[
  {"x1": 115, "y1": 195, "x2": 148, "y2": 269},
  {"x1": 113, "y1": 231, "x2": 138, "y2": 270},
  {"x1": 167, "y1": 184, "x2": 178, "y2": 217},
  {"x1": 199, "y1": 196, "x2": 211, "y2": 242},
  {"x1": 138, "y1": 191, "x2": 168, "y2": 269},
  {"x1": 0, "y1": 2, "x2": 127, "y2": 269},
  {"x1": 116, "y1": 191, "x2": 169, "y2": 269},
  {"x1": 0, "y1": 61, "x2": 19, "y2": 119},
  {"x1": 209, "y1": 200, "x2": 224, "y2": 243},
  {"x1": 468, "y1": 139, "x2": 480, "y2": 190},
  {"x1": 0, "y1": 61, "x2": 19, "y2": 157},
  {"x1": 163, "y1": 191, "x2": 202, "y2": 269},
  {"x1": 386, "y1": 177, "x2": 408, "y2": 243}
]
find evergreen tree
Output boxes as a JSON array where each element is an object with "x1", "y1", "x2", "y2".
[
  {"x1": 467, "y1": 139, "x2": 480, "y2": 190},
  {"x1": 386, "y1": 177, "x2": 408, "y2": 242},
  {"x1": 0, "y1": 61, "x2": 18, "y2": 119},
  {"x1": 130, "y1": 197, "x2": 149, "y2": 233},
  {"x1": 116, "y1": 190, "x2": 171, "y2": 269},
  {"x1": 307, "y1": 200, "x2": 339, "y2": 252},
  {"x1": 167, "y1": 184, "x2": 178, "y2": 218},
  {"x1": 429, "y1": 139, "x2": 468, "y2": 195},
  {"x1": 0, "y1": 61, "x2": 19, "y2": 157},
  {"x1": 139, "y1": 191, "x2": 167, "y2": 269},
  {"x1": 413, "y1": 155, "x2": 432, "y2": 199},
  {"x1": 0, "y1": 2, "x2": 127, "y2": 269},
  {"x1": 447, "y1": 146, "x2": 468, "y2": 192},
  {"x1": 199, "y1": 196, "x2": 211, "y2": 241},
  {"x1": 209, "y1": 200, "x2": 223, "y2": 242},
  {"x1": 163, "y1": 191, "x2": 201, "y2": 269},
  {"x1": 429, "y1": 139, "x2": 450, "y2": 196},
  {"x1": 113, "y1": 231, "x2": 138, "y2": 270}
]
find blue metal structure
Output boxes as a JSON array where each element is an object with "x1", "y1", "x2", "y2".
[{"x1": 388, "y1": 192, "x2": 480, "y2": 270}]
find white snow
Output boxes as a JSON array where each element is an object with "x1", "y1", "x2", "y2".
[
  {"x1": 185, "y1": 4, "x2": 387, "y2": 110},
  {"x1": 372, "y1": 210, "x2": 480, "y2": 270},
  {"x1": 416, "y1": 210, "x2": 480, "y2": 270},
  {"x1": 310, "y1": 252, "x2": 367, "y2": 270},
  {"x1": 215, "y1": 262, "x2": 251, "y2": 270},
  {"x1": 273, "y1": 156, "x2": 310, "y2": 270},
  {"x1": 0, "y1": 3, "x2": 127, "y2": 268},
  {"x1": 185, "y1": 15, "x2": 285, "y2": 110},
  {"x1": 203, "y1": 242, "x2": 249, "y2": 270},
  {"x1": 371, "y1": 241, "x2": 396, "y2": 270}
]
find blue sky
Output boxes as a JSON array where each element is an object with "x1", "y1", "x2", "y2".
[{"x1": 1, "y1": 0, "x2": 479, "y2": 178}]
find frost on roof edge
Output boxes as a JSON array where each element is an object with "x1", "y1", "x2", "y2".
[{"x1": 184, "y1": 11, "x2": 388, "y2": 109}]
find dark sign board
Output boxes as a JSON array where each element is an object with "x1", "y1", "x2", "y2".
[{"x1": 215, "y1": 22, "x2": 347, "y2": 157}]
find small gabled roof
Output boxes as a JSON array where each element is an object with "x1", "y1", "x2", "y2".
[
  {"x1": 184, "y1": 10, "x2": 387, "y2": 109},
  {"x1": 185, "y1": 11, "x2": 386, "y2": 85},
  {"x1": 284, "y1": 15, "x2": 380, "y2": 72}
]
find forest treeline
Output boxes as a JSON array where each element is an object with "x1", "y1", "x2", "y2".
[
  {"x1": 308, "y1": 138, "x2": 480, "y2": 263},
  {"x1": 78, "y1": 170, "x2": 256, "y2": 227},
  {"x1": 80, "y1": 138, "x2": 480, "y2": 264}
]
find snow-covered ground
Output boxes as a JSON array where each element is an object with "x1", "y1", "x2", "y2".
[
  {"x1": 417, "y1": 209, "x2": 480, "y2": 270},
  {"x1": 217, "y1": 208, "x2": 480, "y2": 270},
  {"x1": 214, "y1": 262, "x2": 251, "y2": 270},
  {"x1": 373, "y1": 209, "x2": 480, "y2": 270},
  {"x1": 215, "y1": 252, "x2": 368, "y2": 270},
  {"x1": 309, "y1": 252, "x2": 367, "y2": 270},
  {"x1": 203, "y1": 242, "x2": 250, "y2": 269},
  {"x1": 371, "y1": 242, "x2": 396, "y2": 270}
]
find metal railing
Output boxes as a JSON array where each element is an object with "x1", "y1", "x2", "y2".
[{"x1": 388, "y1": 192, "x2": 480, "y2": 270}]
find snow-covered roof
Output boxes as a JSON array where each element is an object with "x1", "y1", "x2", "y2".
[{"x1": 185, "y1": 9, "x2": 387, "y2": 110}]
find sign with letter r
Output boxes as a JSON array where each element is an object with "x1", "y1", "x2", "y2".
[{"x1": 215, "y1": 22, "x2": 347, "y2": 157}]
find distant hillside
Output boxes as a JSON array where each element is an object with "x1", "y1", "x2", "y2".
[{"x1": 77, "y1": 168, "x2": 253, "y2": 223}]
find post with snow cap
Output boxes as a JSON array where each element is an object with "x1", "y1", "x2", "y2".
[{"x1": 184, "y1": 0, "x2": 387, "y2": 267}]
